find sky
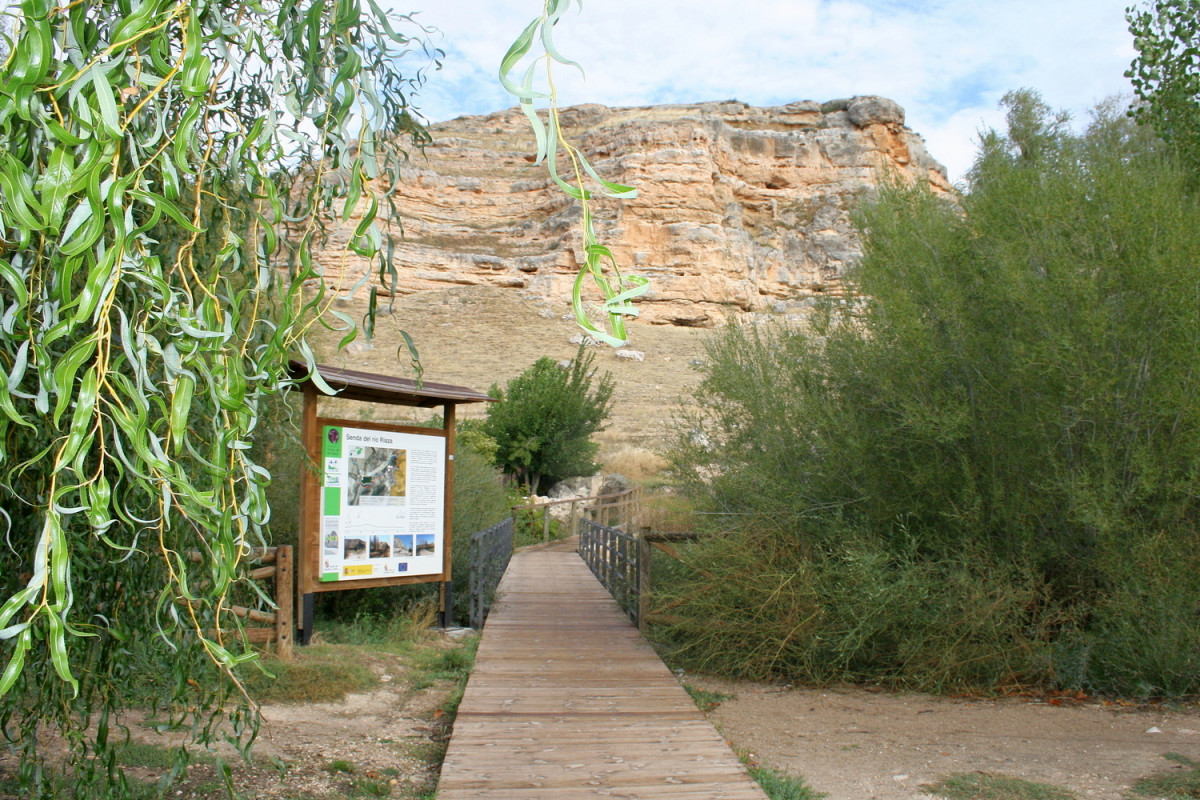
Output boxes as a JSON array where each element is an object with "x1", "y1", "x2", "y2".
[{"x1": 385, "y1": 1, "x2": 1139, "y2": 185}]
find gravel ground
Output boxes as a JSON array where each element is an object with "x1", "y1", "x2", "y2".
[{"x1": 690, "y1": 676, "x2": 1200, "y2": 800}]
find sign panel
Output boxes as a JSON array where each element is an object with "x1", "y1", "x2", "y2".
[{"x1": 318, "y1": 424, "x2": 446, "y2": 583}]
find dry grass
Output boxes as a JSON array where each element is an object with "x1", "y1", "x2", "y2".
[
  {"x1": 638, "y1": 491, "x2": 704, "y2": 533},
  {"x1": 309, "y1": 284, "x2": 712, "y2": 452},
  {"x1": 599, "y1": 443, "x2": 670, "y2": 483}
]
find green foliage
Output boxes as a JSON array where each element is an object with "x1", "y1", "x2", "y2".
[
  {"x1": 656, "y1": 529, "x2": 1053, "y2": 690},
  {"x1": 1127, "y1": 0, "x2": 1200, "y2": 176},
  {"x1": 483, "y1": 346, "x2": 614, "y2": 494},
  {"x1": 923, "y1": 772, "x2": 1077, "y2": 800},
  {"x1": 451, "y1": 434, "x2": 510, "y2": 537},
  {"x1": 1130, "y1": 753, "x2": 1200, "y2": 800},
  {"x1": 499, "y1": 0, "x2": 648, "y2": 346},
  {"x1": 0, "y1": 0, "x2": 438, "y2": 795},
  {"x1": 748, "y1": 766, "x2": 825, "y2": 800},
  {"x1": 668, "y1": 91, "x2": 1200, "y2": 695}
]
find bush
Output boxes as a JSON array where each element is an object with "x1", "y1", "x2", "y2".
[
  {"x1": 483, "y1": 345, "x2": 614, "y2": 494},
  {"x1": 654, "y1": 526, "x2": 1054, "y2": 692},
  {"x1": 667, "y1": 92, "x2": 1200, "y2": 695}
]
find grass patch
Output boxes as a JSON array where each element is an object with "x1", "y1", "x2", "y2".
[
  {"x1": 923, "y1": 772, "x2": 1077, "y2": 800},
  {"x1": 748, "y1": 765, "x2": 825, "y2": 800},
  {"x1": 351, "y1": 775, "x2": 394, "y2": 797},
  {"x1": 682, "y1": 682, "x2": 733, "y2": 712},
  {"x1": 242, "y1": 605, "x2": 445, "y2": 704},
  {"x1": 1130, "y1": 753, "x2": 1200, "y2": 799},
  {"x1": 114, "y1": 740, "x2": 216, "y2": 770},
  {"x1": 242, "y1": 646, "x2": 379, "y2": 704},
  {"x1": 410, "y1": 635, "x2": 477, "y2": 691}
]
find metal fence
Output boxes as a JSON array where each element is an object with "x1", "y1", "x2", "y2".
[
  {"x1": 468, "y1": 517, "x2": 514, "y2": 630},
  {"x1": 578, "y1": 518, "x2": 639, "y2": 624}
]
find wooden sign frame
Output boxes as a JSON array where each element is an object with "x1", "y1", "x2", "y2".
[
  {"x1": 302, "y1": 417, "x2": 452, "y2": 592},
  {"x1": 289, "y1": 362, "x2": 493, "y2": 643}
]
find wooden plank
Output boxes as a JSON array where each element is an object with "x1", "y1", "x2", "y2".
[{"x1": 436, "y1": 538, "x2": 767, "y2": 799}]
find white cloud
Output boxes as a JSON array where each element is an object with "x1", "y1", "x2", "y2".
[{"x1": 391, "y1": 0, "x2": 1137, "y2": 182}]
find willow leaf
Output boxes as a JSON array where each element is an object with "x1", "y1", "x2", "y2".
[
  {"x1": 51, "y1": 339, "x2": 97, "y2": 426},
  {"x1": 0, "y1": 629, "x2": 30, "y2": 698},
  {"x1": 540, "y1": 0, "x2": 584, "y2": 75},
  {"x1": 499, "y1": 17, "x2": 542, "y2": 97},
  {"x1": 578, "y1": 154, "x2": 637, "y2": 198},
  {"x1": 518, "y1": 63, "x2": 548, "y2": 163},
  {"x1": 131, "y1": 190, "x2": 206, "y2": 232},
  {"x1": 90, "y1": 66, "x2": 122, "y2": 138}
]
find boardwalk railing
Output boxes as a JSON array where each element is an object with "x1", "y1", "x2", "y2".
[
  {"x1": 510, "y1": 486, "x2": 642, "y2": 542},
  {"x1": 578, "y1": 519, "x2": 639, "y2": 623},
  {"x1": 467, "y1": 517, "x2": 514, "y2": 629},
  {"x1": 580, "y1": 487, "x2": 640, "y2": 530},
  {"x1": 578, "y1": 525, "x2": 710, "y2": 632}
]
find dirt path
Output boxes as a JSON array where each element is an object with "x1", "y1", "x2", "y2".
[{"x1": 691, "y1": 677, "x2": 1200, "y2": 800}]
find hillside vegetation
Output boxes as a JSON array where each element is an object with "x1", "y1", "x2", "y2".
[{"x1": 664, "y1": 92, "x2": 1200, "y2": 697}]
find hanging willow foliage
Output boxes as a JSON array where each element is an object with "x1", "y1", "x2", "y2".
[
  {"x1": 500, "y1": 0, "x2": 648, "y2": 347},
  {"x1": 0, "y1": 0, "x2": 437, "y2": 794}
]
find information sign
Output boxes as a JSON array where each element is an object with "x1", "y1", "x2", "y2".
[{"x1": 318, "y1": 424, "x2": 446, "y2": 583}]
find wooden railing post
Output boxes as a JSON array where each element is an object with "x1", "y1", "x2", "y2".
[
  {"x1": 275, "y1": 545, "x2": 294, "y2": 661},
  {"x1": 637, "y1": 534, "x2": 651, "y2": 633}
]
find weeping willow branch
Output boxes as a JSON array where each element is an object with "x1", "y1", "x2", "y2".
[
  {"x1": 0, "y1": 0, "x2": 439, "y2": 794},
  {"x1": 499, "y1": 0, "x2": 648, "y2": 348}
]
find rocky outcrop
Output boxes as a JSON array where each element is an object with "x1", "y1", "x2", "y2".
[{"x1": 319, "y1": 97, "x2": 950, "y2": 327}]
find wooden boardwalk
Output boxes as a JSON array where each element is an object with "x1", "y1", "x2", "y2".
[{"x1": 437, "y1": 538, "x2": 768, "y2": 799}]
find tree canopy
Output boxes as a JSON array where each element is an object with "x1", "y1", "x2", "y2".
[
  {"x1": 1127, "y1": 0, "x2": 1200, "y2": 175},
  {"x1": 484, "y1": 347, "x2": 614, "y2": 495}
]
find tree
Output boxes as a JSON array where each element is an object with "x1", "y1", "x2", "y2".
[
  {"x1": 0, "y1": 0, "x2": 437, "y2": 794},
  {"x1": 668, "y1": 92, "x2": 1200, "y2": 694},
  {"x1": 484, "y1": 347, "x2": 614, "y2": 495},
  {"x1": 1127, "y1": 0, "x2": 1200, "y2": 176}
]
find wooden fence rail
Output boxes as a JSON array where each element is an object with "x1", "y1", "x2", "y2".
[
  {"x1": 511, "y1": 486, "x2": 642, "y2": 541},
  {"x1": 189, "y1": 545, "x2": 293, "y2": 660}
]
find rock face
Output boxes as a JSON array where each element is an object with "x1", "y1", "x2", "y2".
[{"x1": 320, "y1": 97, "x2": 950, "y2": 327}]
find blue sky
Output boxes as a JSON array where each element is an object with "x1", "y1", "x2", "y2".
[{"x1": 387, "y1": 1, "x2": 1138, "y2": 185}]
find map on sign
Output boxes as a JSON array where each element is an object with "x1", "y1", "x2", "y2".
[
  {"x1": 347, "y1": 446, "x2": 407, "y2": 505},
  {"x1": 319, "y1": 424, "x2": 445, "y2": 582}
]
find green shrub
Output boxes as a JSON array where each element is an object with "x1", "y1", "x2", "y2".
[
  {"x1": 654, "y1": 527, "x2": 1054, "y2": 691},
  {"x1": 667, "y1": 92, "x2": 1200, "y2": 695},
  {"x1": 483, "y1": 345, "x2": 614, "y2": 494}
]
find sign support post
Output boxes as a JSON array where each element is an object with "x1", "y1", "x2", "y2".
[{"x1": 289, "y1": 362, "x2": 492, "y2": 645}]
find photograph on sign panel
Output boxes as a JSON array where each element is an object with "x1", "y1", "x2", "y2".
[{"x1": 392, "y1": 535, "x2": 414, "y2": 557}]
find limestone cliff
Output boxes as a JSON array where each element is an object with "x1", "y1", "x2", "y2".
[{"x1": 318, "y1": 97, "x2": 950, "y2": 327}]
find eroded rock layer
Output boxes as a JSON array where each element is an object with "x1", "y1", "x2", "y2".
[{"x1": 319, "y1": 97, "x2": 950, "y2": 327}]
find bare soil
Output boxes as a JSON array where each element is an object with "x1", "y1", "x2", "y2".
[
  {"x1": 311, "y1": 284, "x2": 714, "y2": 451},
  {"x1": 691, "y1": 676, "x2": 1200, "y2": 800},
  {"x1": 142, "y1": 672, "x2": 1200, "y2": 800}
]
